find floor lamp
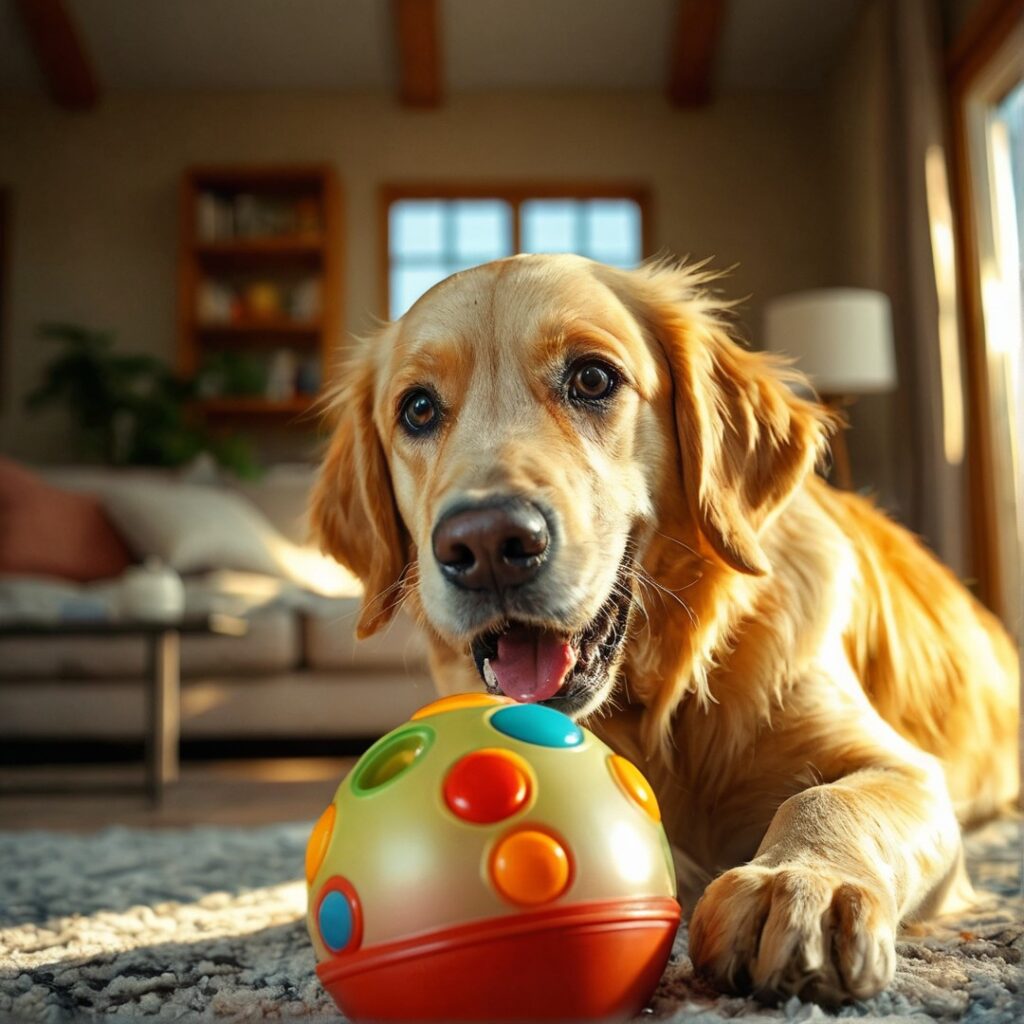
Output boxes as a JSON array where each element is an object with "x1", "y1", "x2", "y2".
[{"x1": 763, "y1": 289, "x2": 896, "y2": 490}]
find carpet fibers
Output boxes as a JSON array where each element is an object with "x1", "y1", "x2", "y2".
[{"x1": 1, "y1": 818, "x2": 1021, "y2": 1022}]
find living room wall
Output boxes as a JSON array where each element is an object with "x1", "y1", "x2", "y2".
[
  {"x1": 825, "y1": 0, "x2": 900, "y2": 513},
  {"x1": 0, "y1": 89, "x2": 837, "y2": 463}
]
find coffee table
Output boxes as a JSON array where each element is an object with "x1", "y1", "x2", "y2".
[{"x1": 0, "y1": 613, "x2": 248, "y2": 803}]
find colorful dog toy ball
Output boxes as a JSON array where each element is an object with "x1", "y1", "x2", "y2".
[{"x1": 305, "y1": 692, "x2": 680, "y2": 1022}]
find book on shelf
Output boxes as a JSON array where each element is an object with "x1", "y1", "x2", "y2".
[{"x1": 195, "y1": 191, "x2": 322, "y2": 242}]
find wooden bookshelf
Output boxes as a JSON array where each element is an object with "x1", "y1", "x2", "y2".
[
  {"x1": 178, "y1": 165, "x2": 342, "y2": 420},
  {"x1": 195, "y1": 319, "x2": 323, "y2": 340},
  {"x1": 196, "y1": 396, "x2": 316, "y2": 416},
  {"x1": 196, "y1": 237, "x2": 325, "y2": 258}
]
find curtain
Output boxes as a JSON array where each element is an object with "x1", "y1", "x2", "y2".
[{"x1": 885, "y1": 0, "x2": 970, "y2": 575}]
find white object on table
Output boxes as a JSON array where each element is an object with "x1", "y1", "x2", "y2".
[{"x1": 120, "y1": 559, "x2": 186, "y2": 622}]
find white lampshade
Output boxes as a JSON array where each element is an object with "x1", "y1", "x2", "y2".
[{"x1": 763, "y1": 288, "x2": 897, "y2": 394}]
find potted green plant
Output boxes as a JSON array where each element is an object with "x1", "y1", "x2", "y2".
[{"x1": 25, "y1": 322, "x2": 258, "y2": 477}]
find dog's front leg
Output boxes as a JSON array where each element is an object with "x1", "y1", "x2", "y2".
[{"x1": 688, "y1": 697, "x2": 964, "y2": 1003}]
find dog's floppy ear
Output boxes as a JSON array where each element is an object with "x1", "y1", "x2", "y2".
[
  {"x1": 667, "y1": 316, "x2": 834, "y2": 574},
  {"x1": 310, "y1": 335, "x2": 408, "y2": 638},
  {"x1": 603, "y1": 263, "x2": 836, "y2": 575}
]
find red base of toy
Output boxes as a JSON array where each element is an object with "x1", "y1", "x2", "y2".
[{"x1": 316, "y1": 896, "x2": 680, "y2": 1023}]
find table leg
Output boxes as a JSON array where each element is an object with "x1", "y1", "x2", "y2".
[{"x1": 147, "y1": 629, "x2": 181, "y2": 804}]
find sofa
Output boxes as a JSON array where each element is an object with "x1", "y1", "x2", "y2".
[{"x1": 0, "y1": 460, "x2": 433, "y2": 745}]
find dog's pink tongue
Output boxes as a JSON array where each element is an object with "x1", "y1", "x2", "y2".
[{"x1": 490, "y1": 629, "x2": 577, "y2": 703}]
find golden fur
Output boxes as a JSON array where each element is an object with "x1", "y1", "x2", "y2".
[{"x1": 312, "y1": 255, "x2": 1019, "y2": 1003}]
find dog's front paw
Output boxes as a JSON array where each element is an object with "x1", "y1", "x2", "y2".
[{"x1": 688, "y1": 864, "x2": 896, "y2": 1003}]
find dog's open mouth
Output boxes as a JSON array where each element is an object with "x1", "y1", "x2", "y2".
[{"x1": 470, "y1": 576, "x2": 633, "y2": 715}]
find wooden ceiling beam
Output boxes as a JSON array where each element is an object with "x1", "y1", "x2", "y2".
[
  {"x1": 13, "y1": 0, "x2": 99, "y2": 110},
  {"x1": 393, "y1": 0, "x2": 442, "y2": 108},
  {"x1": 668, "y1": 0, "x2": 726, "y2": 108}
]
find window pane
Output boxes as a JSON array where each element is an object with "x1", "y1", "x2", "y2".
[
  {"x1": 453, "y1": 200, "x2": 512, "y2": 260},
  {"x1": 390, "y1": 264, "x2": 451, "y2": 319},
  {"x1": 585, "y1": 200, "x2": 642, "y2": 264},
  {"x1": 522, "y1": 200, "x2": 579, "y2": 253},
  {"x1": 387, "y1": 193, "x2": 647, "y2": 317},
  {"x1": 448, "y1": 256, "x2": 488, "y2": 275},
  {"x1": 990, "y1": 79, "x2": 1024, "y2": 631},
  {"x1": 391, "y1": 200, "x2": 445, "y2": 258},
  {"x1": 997, "y1": 81, "x2": 1023, "y2": 282}
]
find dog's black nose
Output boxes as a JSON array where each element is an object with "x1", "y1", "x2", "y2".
[{"x1": 432, "y1": 499, "x2": 550, "y2": 591}]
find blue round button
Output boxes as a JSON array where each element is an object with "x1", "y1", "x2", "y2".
[
  {"x1": 319, "y1": 890, "x2": 354, "y2": 951},
  {"x1": 490, "y1": 704, "x2": 584, "y2": 748}
]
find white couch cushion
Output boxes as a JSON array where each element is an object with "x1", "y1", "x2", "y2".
[
  {"x1": 0, "y1": 671, "x2": 434, "y2": 740},
  {"x1": 0, "y1": 610, "x2": 300, "y2": 679},
  {"x1": 229, "y1": 464, "x2": 317, "y2": 546},
  {"x1": 99, "y1": 479, "x2": 290, "y2": 577},
  {"x1": 304, "y1": 605, "x2": 430, "y2": 671}
]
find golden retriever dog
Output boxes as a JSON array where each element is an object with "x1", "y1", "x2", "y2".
[{"x1": 311, "y1": 255, "x2": 1018, "y2": 1003}]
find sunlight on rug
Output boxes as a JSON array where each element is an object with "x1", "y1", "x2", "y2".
[{"x1": 1, "y1": 818, "x2": 1021, "y2": 1022}]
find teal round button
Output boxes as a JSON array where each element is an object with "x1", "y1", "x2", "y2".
[
  {"x1": 319, "y1": 890, "x2": 354, "y2": 951},
  {"x1": 490, "y1": 704, "x2": 583, "y2": 748}
]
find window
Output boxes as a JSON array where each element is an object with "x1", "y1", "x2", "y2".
[
  {"x1": 385, "y1": 188, "x2": 648, "y2": 319},
  {"x1": 950, "y1": 7, "x2": 1023, "y2": 634}
]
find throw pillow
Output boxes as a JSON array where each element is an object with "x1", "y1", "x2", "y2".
[
  {"x1": 98, "y1": 478, "x2": 288, "y2": 577},
  {"x1": 0, "y1": 457, "x2": 133, "y2": 582}
]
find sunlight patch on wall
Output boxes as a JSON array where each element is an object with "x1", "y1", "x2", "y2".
[{"x1": 924, "y1": 144, "x2": 965, "y2": 467}]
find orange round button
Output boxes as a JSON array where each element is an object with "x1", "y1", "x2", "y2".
[
  {"x1": 305, "y1": 804, "x2": 336, "y2": 885},
  {"x1": 608, "y1": 755, "x2": 661, "y2": 823},
  {"x1": 444, "y1": 749, "x2": 531, "y2": 824},
  {"x1": 411, "y1": 693, "x2": 512, "y2": 721},
  {"x1": 490, "y1": 829, "x2": 571, "y2": 906}
]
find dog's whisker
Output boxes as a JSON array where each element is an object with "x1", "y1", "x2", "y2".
[
  {"x1": 651, "y1": 528, "x2": 709, "y2": 563},
  {"x1": 614, "y1": 573, "x2": 649, "y2": 628},
  {"x1": 632, "y1": 564, "x2": 699, "y2": 629},
  {"x1": 626, "y1": 574, "x2": 662, "y2": 634},
  {"x1": 359, "y1": 560, "x2": 419, "y2": 614}
]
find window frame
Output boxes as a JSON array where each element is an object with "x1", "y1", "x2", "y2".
[
  {"x1": 378, "y1": 182, "x2": 653, "y2": 320},
  {"x1": 947, "y1": 0, "x2": 1024, "y2": 626}
]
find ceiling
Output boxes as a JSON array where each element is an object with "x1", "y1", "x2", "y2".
[{"x1": 0, "y1": 0, "x2": 863, "y2": 97}]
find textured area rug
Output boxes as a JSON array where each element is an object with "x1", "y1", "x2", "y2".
[{"x1": 1, "y1": 818, "x2": 1021, "y2": 1022}]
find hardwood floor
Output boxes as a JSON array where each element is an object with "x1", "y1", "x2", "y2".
[{"x1": 0, "y1": 757, "x2": 358, "y2": 831}]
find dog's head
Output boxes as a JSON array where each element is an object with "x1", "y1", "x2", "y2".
[{"x1": 312, "y1": 256, "x2": 832, "y2": 721}]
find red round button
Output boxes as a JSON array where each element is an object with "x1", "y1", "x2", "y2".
[{"x1": 444, "y1": 749, "x2": 532, "y2": 824}]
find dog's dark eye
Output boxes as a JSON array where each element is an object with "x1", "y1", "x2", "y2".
[
  {"x1": 569, "y1": 361, "x2": 617, "y2": 403},
  {"x1": 400, "y1": 389, "x2": 440, "y2": 434}
]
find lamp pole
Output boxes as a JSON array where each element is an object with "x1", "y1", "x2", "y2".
[{"x1": 820, "y1": 393, "x2": 854, "y2": 490}]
